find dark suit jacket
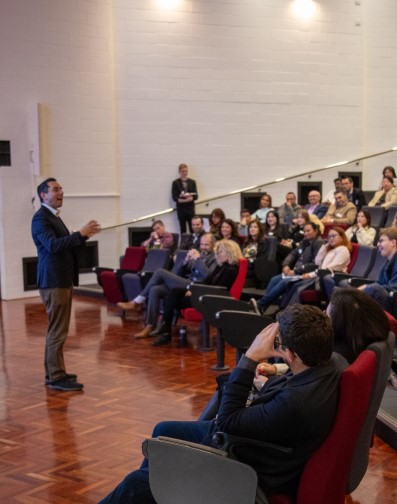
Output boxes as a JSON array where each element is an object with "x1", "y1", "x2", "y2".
[
  {"x1": 215, "y1": 353, "x2": 347, "y2": 494},
  {"x1": 31, "y1": 206, "x2": 87, "y2": 288},
  {"x1": 304, "y1": 203, "x2": 328, "y2": 219},
  {"x1": 349, "y1": 188, "x2": 367, "y2": 210},
  {"x1": 171, "y1": 178, "x2": 198, "y2": 209},
  {"x1": 282, "y1": 237, "x2": 324, "y2": 274}
]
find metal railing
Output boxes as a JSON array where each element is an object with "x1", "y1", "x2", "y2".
[{"x1": 101, "y1": 146, "x2": 397, "y2": 231}]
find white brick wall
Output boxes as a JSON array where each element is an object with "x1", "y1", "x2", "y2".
[{"x1": 0, "y1": 0, "x2": 396, "y2": 299}]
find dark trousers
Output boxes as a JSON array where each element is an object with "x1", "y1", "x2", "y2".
[
  {"x1": 162, "y1": 287, "x2": 192, "y2": 327},
  {"x1": 39, "y1": 287, "x2": 73, "y2": 381},
  {"x1": 177, "y1": 206, "x2": 194, "y2": 234}
]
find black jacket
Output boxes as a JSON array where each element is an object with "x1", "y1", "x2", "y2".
[{"x1": 282, "y1": 237, "x2": 324, "y2": 274}]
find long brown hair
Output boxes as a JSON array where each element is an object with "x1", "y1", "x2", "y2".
[{"x1": 326, "y1": 226, "x2": 352, "y2": 253}]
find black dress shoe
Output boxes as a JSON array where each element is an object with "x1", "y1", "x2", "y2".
[
  {"x1": 153, "y1": 335, "x2": 171, "y2": 346},
  {"x1": 48, "y1": 378, "x2": 84, "y2": 391},
  {"x1": 149, "y1": 322, "x2": 169, "y2": 337},
  {"x1": 392, "y1": 359, "x2": 397, "y2": 375},
  {"x1": 45, "y1": 373, "x2": 77, "y2": 386}
]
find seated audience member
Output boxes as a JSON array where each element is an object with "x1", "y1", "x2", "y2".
[
  {"x1": 264, "y1": 210, "x2": 288, "y2": 241},
  {"x1": 250, "y1": 222, "x2": 323, "y2": 314},
  {"x1": 141, "y1": 220, "x2": 174, "y2": 250},
  {"x1": 149, "y1": 239, "x2": 242, "y2": 346},
  {"x1": 98, "y1": 304, "x2": 344, "y2": 503},
  {"x1": 242, "y1": 220, "x2": 268, "y2": 286},
  {"x1": 281, "y1": 209, "x2": 323, "y2": 249},
  {"x1": 357, "y1": 227, "x2": 397, "y2": 311},
  {"x1": 322, "y1": 190, "x2": 357, "y2": 226},
  {"x1": 277, "y1": 192, "x2": 301, "y2": 227},
  {"x1": 251, "y1": 193, "x2": 274, "y2": 223},
  {"x1": 179, "y1": 215, "x2": 205, "y2": 250},
  {"x1": 327, "y1": 287, "x2": 389, "y2": 364},
  {"x1": 238, "y1": 208, "x2": 252, "y2": 236},
  {"x1": 341, "y1": 176, "x2": 366, "y2": 210},
  {"x1": 209, "y1": 208, "x2": 225, "y2": 238},
  {"x1": 219, "y1": 218, "x2": 241, "y2": 244},
  {"x1": 382, "y1": 166, "x2": 397, "y2": 186},
  {"x1": 305, "y1": 190, "x2": 328, "y2": 219},
  {"x1": 368, "y1": 175, "x2": 397, "y2": 210},
  {"x1": 255, "y1": 286, "x2": 389, "y2": 380},
  {"x1": 117, "y1": 234, "x2": 217, "y2": 338},
  {"x1": 241, "y1": 220, "x2": 267, "y2": 263},
  {"x1": 345, "y1": 209, "x2": 376, "y2": 246},
  {"x1": 278, "y1": 227, "x2": 351, "y2": 307},
  {"x1": 323, "y1": 177, "x2": 343, "y2": 205}
]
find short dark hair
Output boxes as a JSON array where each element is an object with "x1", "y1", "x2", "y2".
[
  {"x1": 276, "y1": 304, "x2": 333, "y2": 367},
  {"x1": 37, "y1": 178, "x2": 57, "y2": 202},
  {"x1": 152, "y1": 220, "x2": 164, "y2": 228},
  {"x1": 334, "y1": 177, "x2": 342, "y2": 183},
  {"x1": 341, "y1": 176, "x2": 353, "y2": 183},
  {"x1": 329, "y1": 287, "x2": 389, "y2": 362},
  {"x1": 240, "y1": 208, "x2": 250, "y2": 216},
  {"x1": 191, "y1": 215, "x2": 204, "y2": 224},
  {"x1": 383, "y1": 166, "x2": 396, "y2": 178},
  {"x1": 303, "y1": 221, "x2": 320, "y2": 236}
]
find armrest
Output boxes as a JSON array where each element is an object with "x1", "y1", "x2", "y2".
[
  {"x1": 212, "y1": 432, "x2": 293, "y2": 457},
  {"x1": 348, "y1": 278, "x2": 375, "y2": 288},
  {"x1": 142, "y1": 436, "x2": 228, "y2": 459},
  {"x1": 189, "y1": 284, "x2": 230, "y2": 311},
  {"x1": 333, "y1": 273, "x2": 353, "y2": 285}
]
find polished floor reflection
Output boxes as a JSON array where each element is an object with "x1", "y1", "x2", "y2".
[{"x1": 0, "y1": 295, "x2": 396, "y2": 503}]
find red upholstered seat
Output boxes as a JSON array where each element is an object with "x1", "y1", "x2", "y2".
[
  {"x1": 300, "y1": 243, "x2": 359, "y2": 306},
  {"x1": 269, "y1": 350, "x2": 376, "y2": 504},
  {"x1": 181, "y1": 258, "x2": 248, "y2": 322}
]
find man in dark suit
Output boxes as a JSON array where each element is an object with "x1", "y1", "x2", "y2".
[
  {"x1": 179, "y1": 215, "x2": 205, "y2": 250},
  {"x1": 99, "y1": 304, "x2": 344, "y2": 502},
  {"x1": 31, "y1": 178, "x2": 100, "y2": 391},
  {"x1": 341, "y1": 176, "x2": 366, "y2": 210},
  {"x1": 304, "y1": 190, "x2": 328, "y2": 219}
]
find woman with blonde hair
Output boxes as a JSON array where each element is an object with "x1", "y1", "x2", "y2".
[{"x1": 151, "y1": 240, "x2": 243, "y2": 345}]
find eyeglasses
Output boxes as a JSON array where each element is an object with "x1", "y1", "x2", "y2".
[
  {"x1": 274, "y1": 337, "x2": 287, "y2": 351},
  {"x1": 328, "y1": 234, "x2": 339, "y2": 239}
]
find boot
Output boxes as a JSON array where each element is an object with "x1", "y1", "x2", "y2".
[
  {"x1": 134, "y1": 324, "x2": 154, "y2": 339},
  {"x1": 149, "y1": 322, "x2": 169, "y2": 337}
]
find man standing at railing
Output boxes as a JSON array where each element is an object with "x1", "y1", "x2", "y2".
[{"x1": 32, "y1": 178, "x2": 101, "y2": 391}]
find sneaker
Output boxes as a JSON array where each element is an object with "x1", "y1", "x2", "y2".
[
  {"x1": 48, "y1": 378, "x2": 84, "y2": 391},
  {"x1": 249, "y1": 298, "x2": 263, "y2": 315},
  {"x1": 45, "y1": 373, "x2": 77, "y2": 386}
]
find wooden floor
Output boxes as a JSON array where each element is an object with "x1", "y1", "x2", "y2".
[{"x1": 0, "y1": 295, "x2": 396, "y2": 503}]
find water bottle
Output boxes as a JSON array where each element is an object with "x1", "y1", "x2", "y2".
[{"x1": 178, "y1": 326, "x2": 187, "y2": 347}]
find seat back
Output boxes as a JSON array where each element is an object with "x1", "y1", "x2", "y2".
[
  {"x1": 347, "y1": 332, "x2": 394, "y2": 492},
  {"x1": 229, "y1": 258, "x2": 248, "y2": 299},
  {"x1": 143, "y1": 248, "x2": 171, "y2": 272},
  {"x1": 182, "y1": 259, "x2": 248, "y2": 322},
  {"x1": 366, "y1": 248, "x2": 387, "y2": 281},
  {"x1": 362, "y1": 205, "x2": 386, "y2": 228},
  {"x1": 216, "y1": 310, "x2": 274, "y2": 350},
  {"x1": 199, "y1": 295, "x2": 250, "y2": 327},
  {"x1": 144, "y1": 437, "x2": 258, "y2": 504},
  {"x1": 348, "y1": 245, "x2": 376, "y2": 278},
  {"x1": 99, "y1": 270, "x2": 124, "y2": 304},
  {"x1": 120, "y1": 246, "x2": 147, "y2": 271},
  {"x1": 295, "y1": 350, "x2": 377, "y2": 504},
  {"x1": 384, "y1": 206, "x2": 397, "y2": 227},
  {"x1": 346, "y1": 242, "x2": 359, "y2": 273}
]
